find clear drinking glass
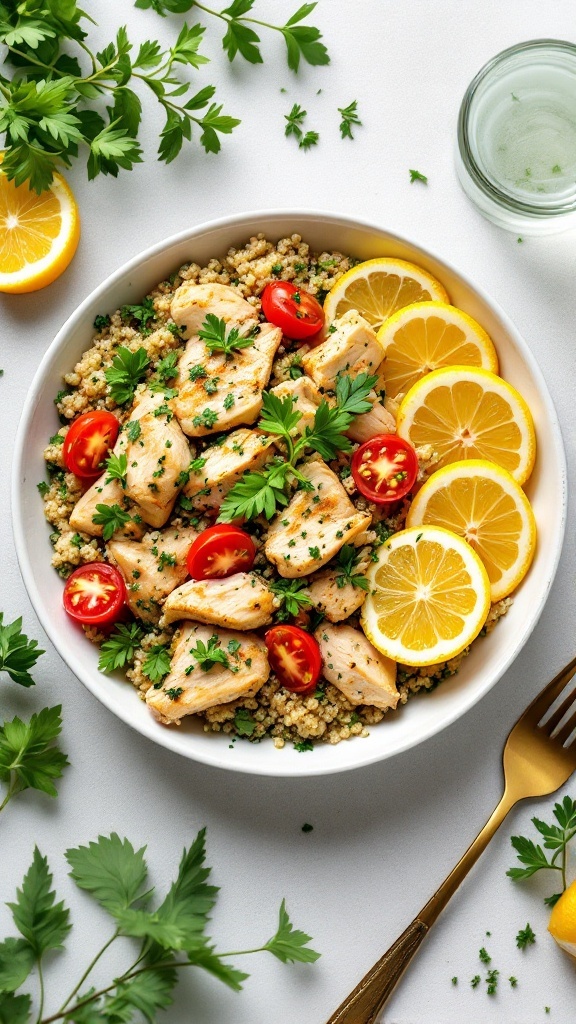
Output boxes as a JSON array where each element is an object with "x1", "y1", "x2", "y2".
[{"x1": 457, "y1": 40, "x2": 576, "y2": 234}]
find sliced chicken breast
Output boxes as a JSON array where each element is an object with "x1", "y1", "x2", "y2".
[
  {"x1": 302, "y1": 310, "x2": 384, "y2": 390},
  {"x1": 69, "y1": 475, "x2": 144, "y2": 540},
  {"x1": 170, "y1": 282, "x2": 257, "y2": 340},
  {"x1": 305, "y1": 570, "x2": 368, "y2": 623},
  {"x1": 107, "y1": 526, "x2": 197, "y2": 623},
  {"x1": 174, "y1": 322, "x2": 282, "y2": 437},
  {"x1": 146, "y1": 622, "x2": 269, "y2": 723},
  {"x1": 265, "y1": 460, "x2": 372, "y2": 578},
  {"x1": 118, "y1": 390, "x2": 191, "y2": 529},
  {"x1": 161, "y1": 573, "x2": 275, "y2": 630},
  {"x1": 315, "y1": 623, "x2": 398, "y2": 710},
  {"x1": 183, "y1": 429, "x2": 276, "y2": 511},
  {"x1": 346, "y1": 398, "x2": 396, "y2": 443},
  {"x1": 269, "y1": 377, "x2": 323, "y2": 436}
]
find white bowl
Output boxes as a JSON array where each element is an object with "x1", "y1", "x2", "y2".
[{"x1": 12, "y1": 211, "x2": 567, "y2": 777}]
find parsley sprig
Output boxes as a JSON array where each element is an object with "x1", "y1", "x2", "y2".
[
  {"x1": 507, "y1": 795, "x2": 576, "y2": 906},
  {"x1": 270, "y1": 579, "x2": 313, "y2": 620},
  {"x1": 0, "y1": 614, "x2": 44, "y2": 688},
  {"x1": 105, "y1": 346, "x2": 151, "y2": 405},
  {"x1": 0, "y1": 706, "x2": 69, "y2": 815},
  {"x1": 0, "y1": 829, "x2": 319, "y2": 1018},
  {"x1": 141, "y1": 644, "x2": 172, "y2": 684},
  {"x1": 198, "y1": 314, "x2": 257, "y2": 358},
  {"x1": 98, "y1": 623, "x2": 144, "y2": 673},
  {"x1": 92, "y1": 503, "x2": 133, "y2": 541},
  {"x1": 0, "y1": 8, "x2": 241, "y2": 193},
  {"x1": 104, "y1": 452, "x2": 128, "y2": 487},
  {"x1": 188, "y1": 634, "x2": 230, "y2": 671},
  {"x1": 218, "y1": 372, "x2": 376, "y2": 523},
  {"x1": 139, "y1": 0, "x2": 330, "y2": 73},
  {"x1": 334, "y1": 545, "x2": 369, "y2": 591},
  {"x1": 284, "y1": 103, "x2": 319, "y2": 149},
  {"x1": 338, "y1": 99, "x2": 361, "y2": 139}
]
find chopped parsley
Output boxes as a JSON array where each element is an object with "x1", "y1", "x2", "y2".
[
  {"x1": 234, "y1": 708, "x2": 257, "y2": 737},
  {"x1": 409, "y1": 168, "x2": 428, "y2": 184},
  {"x1": 192, "y1": 408, "x2": 219, "y2": 429},
  {"x1": 93, "y1": 313, "x2": 111, "y2": 331},
  {"x1": 515, "y1": 923, "x2": 536, "y2": 949}
]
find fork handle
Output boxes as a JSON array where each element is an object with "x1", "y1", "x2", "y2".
[{"x1": 326, "y1": 791, "x2": 516, "y2": 1024}]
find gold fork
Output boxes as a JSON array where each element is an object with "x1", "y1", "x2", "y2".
[{"x1": 326, "y1": 655, "x2": 576, "y2": 1024}]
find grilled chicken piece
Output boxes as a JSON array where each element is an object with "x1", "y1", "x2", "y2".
[
  {"x1": 69, "y1": 475, "x2": 144, "y2": 540},
  {"x1": 269, "y1": 377, "x2": 323, "y2": 436},
  {"x1": 107, "y1": 526, "x2": 197, "y2": 623},
  {"x1": 183, "y1": 429, "x2": 275, "y2": 511},
  {"x1": 346, "y1": 398, "x2": 396, "y2": 443},
  {"x1": 265, "y1": 460, "x2": 371, "y2": 578},
  {"x1": 302, "y1": 310, "x2": 384, "y2": 390},
  {"x1": 161, "y1": 573, "x2": 275, "y2": 630},
  {"x1": 170, "y1": 282, "x2": 257, "y2": 341},
  {"x1": 117, "y1": 390, "x2": 191, "y2": 529},
  {"x1": 146, "y1": 622, "x2": 269, "y2": 723},
  {"x1": 314, "y1": 624, "x2": 398, "y2": 710},
  {"x1": 305, "y1": 570, "x2": 368, "y2": 623},
  {"x1": 174, "y1": 322, "x2": 282, "y2": 437}
]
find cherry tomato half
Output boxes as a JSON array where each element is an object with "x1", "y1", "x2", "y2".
[
  {"x1": 351, "y1": 433, "x2": 419, "y2": 504},
  {"x1": 186, "y1": 524, "x2": 256, "y2": 580},
  {"x1": 63, "y1": 410, "x2": 120, "y2": 480},
  {"x1": 63, "y1": 562, "x2": 126, "y2": 625},
  {"x1": 265, "y1": 625, "x2": 322, "y2": 694},
  {"x1": 261, "y1": 281, "x2": 324, "y2": 341}
]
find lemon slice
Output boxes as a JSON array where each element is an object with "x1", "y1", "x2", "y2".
[
  {"x1": 376, "y1": 301, "x2": 499, "y2": 400},
  {"x1": 396, "y1": 366, "x2": 536, "y2": 485},
  {"x1": 549, "y1": 880, "x2": 576, "y2": 956},
  {"x1": 361, "y1": 525, "x2": 490, "y2": 666},
  {"x1": 0, "y1": 167, "x2": 80, "y2": 293},
  {"x1": 323, "y1": 258, "x2": 449, "y2": 331},
  {"x1": 406, "y1": 460, "x2": 536, "y2": 602}
]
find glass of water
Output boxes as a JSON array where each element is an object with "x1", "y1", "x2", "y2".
[{"x1": 457, "y1": 40, "x2": 576, "y2": 234}]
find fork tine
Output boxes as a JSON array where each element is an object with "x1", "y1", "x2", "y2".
[
  {"x1": 554, "y1": 707, "x2": 576, "y2": 746},
  {"x1": 523, "y1": 654, "x2": 576, "y2": 725},
  {"x1": 543, "y1": 688, "x2": 576, "y2": 734}
]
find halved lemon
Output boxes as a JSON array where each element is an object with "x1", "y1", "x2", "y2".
[
  {"x1": 549, "y1": 880, "x2": 576, "y2": 956},
  {"x1": 361, "y1": 525, "x2": 491, "y2": 666},
  {"x1": 406, "y1": 460, "x2": 536, "y2": 602},
  {"x1": 396, "y1": 366, "x2": 536, "y2": 485},
  {"x1": 376, "y1": 301, "x2": 499, "y2": 400},
  {"x1": 0, "y1": 166, "x2": 80, "y2": 293},
  {"x1": 323, "y1": 258, "x2": 449, "y2": 331}
]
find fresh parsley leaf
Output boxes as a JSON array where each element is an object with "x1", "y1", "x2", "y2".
[
  {"x1": 299, "y1": 129, "x2": 319, "y2": 150},
  {"x1": 334, "y1": 545, "x2": 370, "y2": 591},
  {"x1": 92, "y1": 503, "x2": 132, "y2": 540},
  {"x1": 284, "y1": 103, "x2": 306, "y2": 139},
  {"x1": 154, "y1": 827, "x2": 218, "y2": 947},
  {"x1": 125, "y1": 419, "x2": 142, "y2": 442},
  {"x1": 218, "y1": 461, "x2": 291, "y2": 523},
  {"x1": 294, "y1": 738, "x2": 314, "y2": 752},
  {"x1": 262, "y1": 899, "x2": 320, "y2": 963},
  {"x1": 507, "y1": 797, "x2": 576, "y2": 903},
  {"x1": 189, "y1": 634, "x2": 229, "y2": 671},
  {"x1": 409, "y1": 168, "x2": 428, "y2": 184},
  {"x1": 270, "y1": 579, "x2": 313, "y2": 619},
  {"x1": 66, "y1": 834, "x2": 149, "y2": 915},
  {"x1": 516, "y1": 923, "x2": 536, "y2": 949},
  {"x1": 234, "y1": 708, "x2": 256, "y2": 737},
  {"x1": 98, "y1": 623, "x2": 144, "y2": 673},
  {"x1": 338, "y1": 100, "x2": 362, "y2": 140},
  {"x1": 155, "y1": 350, "x2": 180, "y2": 383},
  {"x1": 198, "y1": 314, "x2": 256, "y2": 358},
  {"x1": 189, "y1": 946, "x2": 248, "y2": 991},
  {"x1": 259, "y1": 391, "x2": 302, "y2": 441},
  {"x1": 142, "y1": 645, "x2": 172, "y2": 684},
  {"x1": 121, "y1": 296, "x2": 157, "y2": 331},
  {"x1": 0, "y1": 614, "x2": 44, "y2": 687},
  {"x1": 8, "y1": 846, "x2": 71, "y2": 956},
  {"x1": 0, "y1": 706, "x2": 69, "y2": 802},
  {"x1": 105, "y1": 346, "x2": 151, "y2": 404},
  {"x1": 0, "y1": 937, "x2": 35, "y2": 994},
  {"x1": 104, "y1": 452, "x2": 128, "y2": 487}
]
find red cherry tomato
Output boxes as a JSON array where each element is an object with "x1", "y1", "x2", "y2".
[
  {"x1": 63, "y1": 562, "x2": 126, "y2": 625},
  {"x1": 186, "y1": 525, "x2": 256, "y2": 580},
  {"x1": 63, "y1": 411, "x2": 120, "y2": 480},
  {"x1": 261, "y1": 282, "x2": 324, "y2": 340},
  {"x1": 351, "y1": 434, "x2": 419, "y2": 504},
  {"x1": 265, "y1": 625, "x2": 322, "y2": 694}
]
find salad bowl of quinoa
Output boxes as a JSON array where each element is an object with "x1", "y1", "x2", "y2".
[{"x1": 12, "y1": 211, "x2": 566, "y2": 776}]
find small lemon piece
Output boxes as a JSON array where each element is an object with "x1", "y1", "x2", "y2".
[
  {"x1": 406, "y1": 460, "x2": 536, "y2": 602},
  {"x1": 396, "y1": 366, "x2": 536, "y2": 485},
  {"x1": 323, "y1": 257, "x2": 448, "y2": 331},
  {"x1": 376, "y1": 300, "x2": 499, "y2": 400},
  {"x1": 549, "y1": 880, "x2": 576, "y2": 956},
  {"x1": 361, "y1": 525, "x2": 491, "y2": 666},
  {"x1": 0, "y1": 166, "x2": 80, "y2": 293}
]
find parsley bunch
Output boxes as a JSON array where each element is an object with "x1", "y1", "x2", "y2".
[
  {"x1": 218, "y1": 371, "x2": 376, "y2": 523},
  {"x1": 507, "y1": 795, "x2": 576, "y2": 906},
  {"x1": 0, "y1": 830, "x2": 319, "y2": 1020}
]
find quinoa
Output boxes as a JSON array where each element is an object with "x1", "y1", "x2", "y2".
[{"x1": 39, "y1": 233, "x2": 512, "y2": 750}]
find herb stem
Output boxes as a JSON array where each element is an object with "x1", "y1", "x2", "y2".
[
  {"x1": 192, "y1": 1, "x2": 229, "y2": 22},
  {"x1": 76, "y1": 39, "x2": 98, "y2": 75},
  {"x1": 192, "y1": 2, "x2": 280, "y2": 33},
  {"x1": 36, "y1": 958, "x2": 45, "y2": 1024},
  {"x1": 57, "y1": 929, "x2": 120, "y2": 1013},
  {"x1": 7, "y1": 48, "x2": 62, "y2": 74}
]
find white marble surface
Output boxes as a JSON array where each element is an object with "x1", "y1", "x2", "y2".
[{"x1": 1, "y1": 1, "x2": 576, "y2": 1020}]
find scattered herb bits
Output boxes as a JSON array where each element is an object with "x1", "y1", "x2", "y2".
[{"x1": 409, "y1": 169, "x2": 428, "y2": 184}]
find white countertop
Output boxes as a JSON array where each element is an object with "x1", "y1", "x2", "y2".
[{"x1": 2, "y1": 1, "x2": 576, "y2": 1020}]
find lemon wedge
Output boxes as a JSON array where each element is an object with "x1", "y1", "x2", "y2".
[
  {"x1": 323, "y1": 257, "x2": 448, "y2": 331},
  {"x1": 406, "y1": 460, "x2": 536, "y2": 602},
  {"x1": 376, "y1": 301, "x2": 499, "y2": 400},
  {"x1": 0, "y1": 167, "x2": 80, "y2": 293},
  {"x1": 361, "y1": 525, "x2": 491, "y2": 666},
  {"x1": 396, "y1": 366, "x2": 536, "y2": 485},
  {"x1": 549, "y1": 880, "x2": 576, "y2": 956}
]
